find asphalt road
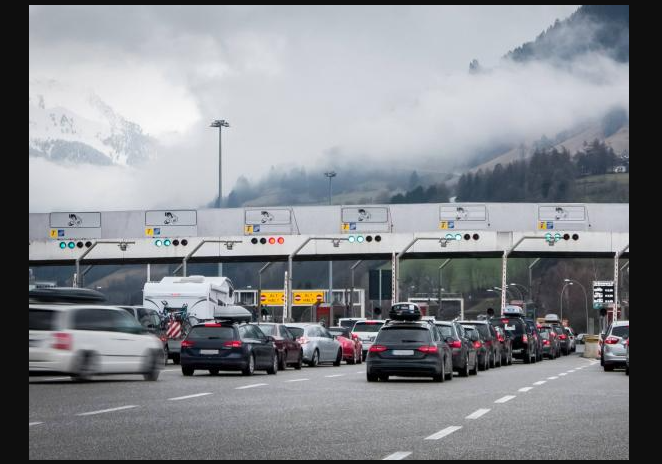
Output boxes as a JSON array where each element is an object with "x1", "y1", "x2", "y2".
[{"x1": 29, "y1": 353, "x2": 628, "y2": 460}]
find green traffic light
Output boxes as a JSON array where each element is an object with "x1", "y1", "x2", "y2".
[
  {"x1": 445, "y1": 233, "x2": 454, "y2": 240},
  {"x1": 155, "y1": 240, "x2": 162, "y2": 247},
  {"x1": 68, "y1": 242, "x2": 75, "y2": 249},
  {"x1": 348, "y1": 236, "x2": 355, "y2": 243},
  {"x1": 59, "y1": 242, "x2": 66, "y2": 249},
  {"x1": 545, "y1": 232, "x2": 552, "y2": 242},
  {"x1": 554, "y1": 233, "x2": 561, "y2": 242},
  {"x1": 455, "y1": 234, "x2": 462, "y2": 241},
  {"x1": 356, "y1": 236, "x2": 364, "y2": 243},
  {"x1": 164, "y1": 239, "x2": 171, "y2": 246}
]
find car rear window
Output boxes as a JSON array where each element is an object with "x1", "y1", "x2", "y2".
[
  {"x1": 463, "y1": 323, "x2": 490, "y2": 338},
  {"x1": 491, "y1": 318, "x2": 525, "y2": 335},
  {"x1": 376, "y1": 327, "x2": 430, "y2": 344},
  {"x1": 611, "y1": 326, "x2": 629, "y2": 338},
  {"x1": 29, "y1": 309, "x2": 58, "y2": 331},
  {"x1": 187, "y1": 326, "x2": 235, "y2": 340},
  {"x1": 286, "y1": 327, "x2": 304, "y2": 338},
  {"x1": 436, "y1": 325, "x2": 453, "y2": 339},
  {"x1": 353, "y1": 322, "x2": 384, "y2": 332}
]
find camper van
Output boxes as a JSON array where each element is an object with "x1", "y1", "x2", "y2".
[{"x1": 143, "y1": 276, "x2": 236, "y2": 363}]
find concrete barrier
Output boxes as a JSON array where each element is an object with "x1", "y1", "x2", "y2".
[{"x1": 583, "y1": 335, "x2": 600, "y2": 358}]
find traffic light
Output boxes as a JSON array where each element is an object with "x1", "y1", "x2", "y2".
[
  {"x1": 546, "y1": 232, "x2": 579, "y2": 243},
  {"x1": 348, "y1": 235, "x2": 380, "y2": 243},
  {"x1": 250, "y1": 236, "x2": 285, "y2": 245}
]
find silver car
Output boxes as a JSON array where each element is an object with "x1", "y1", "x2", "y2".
[
  {"x1": 601, "y1": 320, "x2": 629, "y2": 371},
  {"x1": 285, "y1": 323, "x2": 343, "y2": 367}
]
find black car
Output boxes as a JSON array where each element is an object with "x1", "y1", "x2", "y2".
[
  {"x1": 525, "y1": 318, "x2": 544, "y2": 362},
  {"x1": 490, "y1": 316, "x2": 537, "y2": 364},
  {"x1": 493, "y1": 325, "x2": 513, "y2": 366},
  {"x1": 553, "y1": 326, "x2": 570, "y2": 355},
  {"x1": 462, "y1": 325, "x2": 489, "y2": 371},
  {"x1": 435, "y1": 321, "x2": 478, "y2": 377},
  {"x1": 538, "y1": 325, "x2": 559, "y2": 359},
  {"x1": 459, "y1": 320, "x2": 502, "y2": 368},
  {"x1": 180, "y1": 322, "x2": 278, "y2": 376},
  {"x1": 366, "y1": 320, "x2": 453, "y2": 382}
]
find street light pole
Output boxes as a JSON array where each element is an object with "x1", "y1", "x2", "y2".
[
  {"x1": 560, "y1": 281, "x2": 573, "y2": 322},
  {"x1": 211, "y1": 119, "x2": 229, "y2": 278},
  {"x1": 564, "y1": 278, "x2": 588, "y2": 333},
  {"x1": 324, "y1": 171, "x2": 336, "y2": 325}
]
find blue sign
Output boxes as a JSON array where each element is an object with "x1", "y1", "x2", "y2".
[
  {"x1": 154, "y1": 228, "x2": 161, "y2": 235},
  {"x1": 350, "y1": 223, "x2": 356, "y2": 230},
  {"x1": 547, "y1": 221, "x2": 554, "y2": 229},
  {"x1": 58, "y1": 229, "x2": 64, "y2": 237},
  {"x1": 449, "y1": 221, "x2": 455, "y2": 229},
  {"x1": 254, "y1": 225, "x2": 260, "y2": 232}
]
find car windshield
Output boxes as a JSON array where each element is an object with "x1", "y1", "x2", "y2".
[
  {"x1": 611, "y1": 326, "x2": 629, "y2": 338},
  {"x1": 376, "y1": 328, "x2": 430, "y2": 344},
  {"x1": 436, "y1": 325, "x2": 453, "y2": 338},
  {"x1": 29, "y1": 309, "x2": 57, "y2": 331},
  {"x1": 353, "y1": 322, "x2": 384, "y2": 332},
  {"x1": 286, "y1": 327, "x2": 304, "y2": 338},
  {"x1": 187, "y1": 326, "x2": 235, "y2": 340},
  {"x1": 253, "y1": 324, "x2": 275, "y2": 335}
]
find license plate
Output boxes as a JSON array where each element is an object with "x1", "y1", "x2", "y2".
[
  {"x1": 505, "y1": 325, "x2": 515, "y2": 331},
  {"x1": 200, "y1": 349, "x2": 219, "y2": 355},
  {"x1": 392, "y1": 350, "x2": 414, "y2": 356}
]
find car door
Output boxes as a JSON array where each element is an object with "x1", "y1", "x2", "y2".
[
  {"x1": 280, "y1": 325, "x2": 298, "y2": 363},
  {"x1": 246, "y1": 325, "x2": 270, "y2": 367},
  {"x1": 317, "y1": 327, "x2": 333, "y2": 362}
]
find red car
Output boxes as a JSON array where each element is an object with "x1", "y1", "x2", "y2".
[
  {"x1": 328, "y1": 326, "x2": 363, "y2": 365},
  {"x1": 250, "y1": 323, "x2": 303, "y2": 370}
]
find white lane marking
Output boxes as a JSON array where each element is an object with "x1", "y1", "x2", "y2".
[
  {"x1": 494, "y1": 395, "x2": 516, "y2": 404},
  {"x1": 76, "y1": 405, "x2": 138, "y2": 416},
  {"x1": 29, "y1": 422, "x2": 44, "y2": 426},
  {"x1": 168, "y1": 393, "x2": 212, "y2": 401},
  {"x1": 466, "y1": 408, "x2": 491, "y2": 420},
  {"x1": 518, "y1": 387, "x2": 534, "y2": 392},
  {"x1": 235, "y1": 383, "x2": 268, "y2": 390},
  {"x1": 425, "y1": 425, "x2": 462, "y2": 440},
  {"x1": 383, "y1": 451, "x2": 412, "y2": 460},
  {"x1": 162, "y1": 369, "x2": 179, "y2": 373},
  {"x1": 43, "y1": 377, "x2": 70, "y2": 381},
  {"x1": 533, "y1": 381, "x2": 546, "y2": 385},
  {"x1": 356, "y1": 371, "x2": 365, "y2": 374},
  {"x1": 547, "y1": 376, "x2": 559, "y2": 380},
  {"x1": 325, "y1": 374, "x2": 345, "y2": 378},
  {"x1": 558, "y1": 373, "x2": 568, "y2": 376},
  {"x1": 567, "y1": 370, "x2": 576, "y2": 373},
  {"x1": 286, "y1": 378, "x2": 309, "y2": 382}
]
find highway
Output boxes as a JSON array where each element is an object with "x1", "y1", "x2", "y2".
[{"x1": 29, "y1": 353, "x2": 628, "y2": 460}]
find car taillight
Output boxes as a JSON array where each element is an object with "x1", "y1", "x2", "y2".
[
  {"x1": 501, "y1": 319, "x2": 509, "y2": 323},
  {"x1": 559, "y1": 334, "x2": 567, "y2": 340},
  {"x1": 498, "y1": 335, "x2": 504, "y2": 342},
  {"x1": 52, "y1": 332, "x2": 72, "y2": 350},
  {"x1": 473, "y1": 341, "x2": 482, "y2": 349},
  {"x1": 369, "y1": 345, "x2": 388, "y2": 352},
  {"x1": 297, "y1": 337, "x2": 309, "y2": 345},
  {"x1": 181, "y1": 340, "x2": 195, "y2": 348},
  {"x1": 543, "y1": 340, "x2": 550, "y2": 346},
  {"x1": 449, "y1": 340, "x2": 462, "y2": 349},
  {"x1": 417, "y1": 345, "x2": 438, "y2": 354},
  {"x1": 522, "y1": 334, "x2": 528, "y2": 343},
  {"x1": 605, "y1": 336, "x2": 620, "y2": 345},
  {"x1": 222, "y1": 340, "x2": 242, "y2": 348}
]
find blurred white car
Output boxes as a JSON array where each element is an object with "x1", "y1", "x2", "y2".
[{"x1": 29, "y1": 304, "x2": 164, "y2": 381}]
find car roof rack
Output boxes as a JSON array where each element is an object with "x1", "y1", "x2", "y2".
[{"x1": 29, "y1": 287, "x2": 107, "y2": 304}]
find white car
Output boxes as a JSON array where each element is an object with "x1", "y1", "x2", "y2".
[
  {"x1": 352, "y1": 320, "x2": 387, "y2": 361},
  {"x1": 29, "y1": 304, "x2": 164, "y2": 381}
]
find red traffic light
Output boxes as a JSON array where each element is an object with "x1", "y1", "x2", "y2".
[
  {"x1": 268, "y1": 237, "x2": 276, "y2": 244},
  {"x1": 277, "y1": 237, "x2": 285, "y2": 244}
]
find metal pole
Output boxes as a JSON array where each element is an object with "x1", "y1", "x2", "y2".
[
  {"x1": 328, "y1": 261, "x2": 333, "y2": 325},
  {"x1": 614, "y1": 244, "x2": 628, "y2": 321},
  {"x1": 218, "y1": 125, "x2": 222, "y2": 209},
  {"x1": 258, "y1": 262, "x2": 272, "y2": 321},
  {"x1": 378, "y1": 268, "x2": 382, "y2": 317},
  {"x1": 183, "y1": 239, "x2": 241, "y2": 277},
  {"x1": 147, "y1": 263, "x2": 151, "y2": 282},
  {"x1": 560, "y1": 282, "x2": 572, "y2": 322},
  {"x1": 75, "y1": 240, "x2": 134, "y2": 288},
  {"x1": 528, "y1": 258, "x2": 541, "y2": 299},
  {"x1": 438, "y1": 259, "x2": 451, "y2": 317},
  {"x1": 350, "y1": 260, "x2": 362, "y2": 319}
]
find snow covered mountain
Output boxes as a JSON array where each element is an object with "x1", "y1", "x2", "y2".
[{"x1": 29, "y1": 81, "x2": 157, "y2": 166}]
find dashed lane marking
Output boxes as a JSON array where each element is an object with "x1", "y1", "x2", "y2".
[{"x1": 425, "y1": 426, "x2": 463, "y2": 440}]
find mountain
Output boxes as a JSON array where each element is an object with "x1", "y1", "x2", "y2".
[
  {"x1": 29, "y1": 81, "x2": 157, "y2": 166},
  {"x1": 505, "y1": 5, "x2": 629, "y2": 64}
]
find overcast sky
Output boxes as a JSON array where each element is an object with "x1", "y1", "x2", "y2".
[{"x1": 30, "y1": 5, "x2": 631, "y2": 212}]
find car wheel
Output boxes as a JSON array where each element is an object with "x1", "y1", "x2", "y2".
[
  {"x1": 600, "y1": 353, "x2": 604, "y2": 365},
  {"x1": 143, "y1": 351, "x2": 161, "y2": 381},
  {"x1": 333, "y1": 348, "x2": 342, "y2": 367},
  {"x1": 242, "y1": 354, "x2": 255, "y2": 376},
  {"x1": 267, "y1": 353, "x2": 278, "y2": 375},
  {"x1": 182, "y1": 366, "x2": 194, "y2": 376},
  {"x1": 604, "y1": 363, "x2": 614, "y2": 372},
  {"x1": 209, "y1": 369, "x2": 219, "y2": 376},
  {"x1": 508, "y1": 349, "x2": 513, "y2": 365},
  {"x1": 172, "y1": 353, "x2": 180, "y2": 365},
  {"x1": 367, "y1": 372, "x2": 378, "y2": 382},
  {"x1": 523, "y1": 351, "x2": 531, "y2": 364},
  {"x1": 278, "y1": 351, "x2": 287, "y2": 371},
  {"x1": 294, "y1": 350, "x2": 303, "y2": 370},
  {"x1": 308, "y1": 349, "x2": 319, "y2": 367},
  {"x1": 478, "y1": 354, "x2": 487, "y2": 371},
  {"x1": 356, "y1": 348, "x2": 362, "y2": 364},
  {"x1": 72, "y1": 351, "x2": 97, "y2": 382},
  {"x1": 460, "y1": 355, "x2": 470, "y2": 377},
  {"x1": 434, "y1": 361, "x2": 445, "y2": 382}
]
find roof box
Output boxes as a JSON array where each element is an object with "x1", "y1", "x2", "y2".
[
  {"x1": 389, "y1": 302, "x2": 422, "y2": 321},
  {"x1": 29, "y1": 287, "x2": 106, "y2": 303},
  {"x1": 503, "y1": 305, "x2": 525, "y2": 316},
  {"x1": 544, "y1": 313, "x2": 560, "y2": 323},
  {"x1": 213, "y1": 305, "x2": 252, "y2": 323}
]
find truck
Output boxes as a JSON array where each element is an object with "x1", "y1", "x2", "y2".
[{"x1": 143, "y1": 275, "x2": 236, "y2": 364}]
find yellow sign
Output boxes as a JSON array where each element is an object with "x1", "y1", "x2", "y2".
[
  {"x1": 49, "y1": 229, "x2": 58, "y2": 238},
  {"x1": 439, "y1": 221, "x2": 449, "y2": 229},
  {"x1": 145, "y1": 228, "x2": 154, "y2": 236},
  {"x1": 245, "y1": 225, "x2": 254, "y2": 234},
  {"x1": 341, "y1": 223, "x2": 350, "y2": 231},
  {"x1": 259, "y1": 290, "x2": 325, "y2": 306},
  {"x1": 538, "y1": 221, "x2": 546, "y2": 230}
]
